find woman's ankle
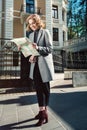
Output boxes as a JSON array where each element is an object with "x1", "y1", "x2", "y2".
[{"x1": 39, "y1": 106, "x2": 45, "y2": 111}]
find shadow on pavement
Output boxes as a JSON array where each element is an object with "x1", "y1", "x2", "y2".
[
  {"x1": 0, "y1": 87, "x2": 35, "y2": 94},
  {"x1": 0, "y1": 118, "x2": 36, "y2": 130},
  {"x1": 49, "y1": 91, "x2": 87, "y2": 130},
  {"x1": 0, "y1": 94, "x2": 39, "y2": 129},
  {"x1": 0, "y1": 94, "x2": 37, "y2": 106},
  {"x1": 51, "y1": 84, "x2": 73, "y2": 89},
  {"x1": 1, "y1": 87, "x2": 87, "y2": 130}
]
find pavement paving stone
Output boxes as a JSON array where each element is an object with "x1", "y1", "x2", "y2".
[
  {"x1": 1, "y1": 73, "x2": 87, "y2": 130},
  {"x1": 0, "y1": 92, "x2": 66, "y2": 130}
]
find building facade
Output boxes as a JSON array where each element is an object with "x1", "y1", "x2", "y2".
[
  {"x1": 0, "y1": 0, "x2": 68, "y2": 48},
  {"x1": 0, "y1": 0, "x2": 68, "y2": 81}
]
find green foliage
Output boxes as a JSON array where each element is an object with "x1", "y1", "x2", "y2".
[{"x1": 67, "y1": 0, "x2": 87, "y2": 39}]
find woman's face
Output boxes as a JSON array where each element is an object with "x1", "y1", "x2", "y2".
[{"x1": 28, "y1": 19, "x2": 38, "y2": 31}]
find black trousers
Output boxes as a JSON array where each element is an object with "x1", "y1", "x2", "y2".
[{"x1": 33, "y1": 62, "x2": 50, "y2": 106}]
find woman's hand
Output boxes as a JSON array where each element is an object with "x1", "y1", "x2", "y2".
[
  {"x1": 17, "y1": 45, "x2": 21, "y2": 51},
  {"x1": 32, "y1": 43, "x2": 39, "y2": 50},
  {"x1": 29, "y1": 55, "x2": 37, "y2": 63}
]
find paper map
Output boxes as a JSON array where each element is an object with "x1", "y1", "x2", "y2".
[{"x1": 11, "y1": 37, "x2": 39, "y2": 57}]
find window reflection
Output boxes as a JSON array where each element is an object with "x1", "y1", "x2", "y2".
[{"x1": 26, "y1": 0, "x2": 34, "y2": 13}]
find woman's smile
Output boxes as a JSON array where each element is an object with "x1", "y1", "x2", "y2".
[{"x1": 29, "y1": 19, "x2": 38, "y2": 31}]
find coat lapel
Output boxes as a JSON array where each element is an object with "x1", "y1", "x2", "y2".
[
  {"x1": 37, "y1": 29, "x2": 43, "y2": 44},
  {"x1": 29, "y1": 29, "x2": 43, "y2": 44},
  {"x1": 29, "y1": 32, "x2": 34, "y2": 43}
]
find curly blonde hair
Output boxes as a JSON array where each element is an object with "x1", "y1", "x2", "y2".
[{"x1": 26, "y1": 14, "x2": 44, "y2": 31}]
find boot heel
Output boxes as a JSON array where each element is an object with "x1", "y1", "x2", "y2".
[{"x1": 45, "y1": 116, "x2": 48, "y2": 123}]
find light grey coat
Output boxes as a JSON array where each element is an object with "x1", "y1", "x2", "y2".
[{"x1": 29, "y1": 29, "x2": 54, "y2": 83}]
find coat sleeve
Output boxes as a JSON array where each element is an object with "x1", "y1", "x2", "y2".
[{"x1": 38, "y1": 29, "x2": 53, "y2": 56}]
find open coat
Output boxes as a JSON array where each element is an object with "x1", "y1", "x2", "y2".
[{"x1": 29, "y1": 29, "x2": 54, "y2": 83}]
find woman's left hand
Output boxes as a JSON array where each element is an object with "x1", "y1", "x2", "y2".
[{"x1": 29, "y1": 55, "x2": 37, "y2": 63}]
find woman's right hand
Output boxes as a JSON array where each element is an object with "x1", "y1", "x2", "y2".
[{"x1": 32, "y1": 43, "x2": 39, "y2": 50}]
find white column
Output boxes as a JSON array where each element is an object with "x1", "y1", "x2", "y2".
[
  {"x1": 5, "y1": 0, "x2": 13, "y2": 39},
  {"x1": 58, "y1": 6, "x2": 62, "y2": 25},
  {"x1": 23, "y1": 0, "x2": 26, "y2": 12},
  {"x1": 58, "y1": 4, "x2": 63, "y2": 47},
  {"x1": 45, "y1": 0, "x2": 52, "y2": 36},
  {"x1": 34, "y1": 0, "x2": 37, "y2": 13},
  {"x1": 59, "y1": 28, "x2": 63, "y2": 47},
  {"x1": 23, "y1": 0, "x2": 27, "y2": 37}
]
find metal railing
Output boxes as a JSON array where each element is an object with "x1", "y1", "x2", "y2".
[
  {"x1": 0, "y1": 38, "x2": 21, "y2": 79},
  {"x1": 64, "y1": 34, "x2": 87, "y2": 46},
  {"x1": 53, "y1": 52, "x2": 63, "y2": 72},
  {"x1": 20, "y1": 4, "x2": 44, "y2": 15},
  {"x1": 63, "y1": 34, "x2": 87, "y2": 69},
  {"x1": 64, "y1": 50, "x2": 87, "y2": 69}
]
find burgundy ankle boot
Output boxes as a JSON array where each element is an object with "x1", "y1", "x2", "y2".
[
  {"x1": 35, "y1": 107, "x2": 47, "y2": 119},
  {"x1": 35, "y1": 110, "x2": 48, "y2": 126}
]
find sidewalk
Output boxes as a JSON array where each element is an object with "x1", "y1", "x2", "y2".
[
  {"x1": 0, "y1": 73, "x2": 87, "y2": 130},
  {"x1": 0, "y1": 92, "x2": 67, "y2": 130}
]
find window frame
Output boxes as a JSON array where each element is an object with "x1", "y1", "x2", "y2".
[
  {"x1": 53, "y1": 28, "x2": 59, "y2": 41},
  {"x1": 52, "y1": 5, "x2": 58, "y2": 19}
]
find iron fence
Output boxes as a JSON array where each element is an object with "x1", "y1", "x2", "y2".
[{"x1": 0, "y1": 38, "x2": 21, "y2": 79}]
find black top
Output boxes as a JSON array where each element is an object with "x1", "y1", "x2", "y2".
[{"x1": 34, "y1": 29, "x2": 39, "y2": 43}]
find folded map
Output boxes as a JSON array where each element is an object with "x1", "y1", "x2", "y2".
[{"x1": 11, "y1": 37, "x2": 39, "y2": 57}]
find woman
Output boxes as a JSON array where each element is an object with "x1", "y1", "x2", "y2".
[{"x1": 26, "y1": 14, "x2": 54, "y2": 126}]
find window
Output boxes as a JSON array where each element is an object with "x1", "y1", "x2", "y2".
[
  {"x1": 52, "y1": 5, "x2": 58, "y2": 19},
  {"x1": 53, "y1": 28, "x2": 59, "y2": 41},
  {"x1": 63, "y1": 31, "x2": 66, "y2": 41},
  {"x1": 26, "y1": 0, "x2": 34, "y2": 13}
]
